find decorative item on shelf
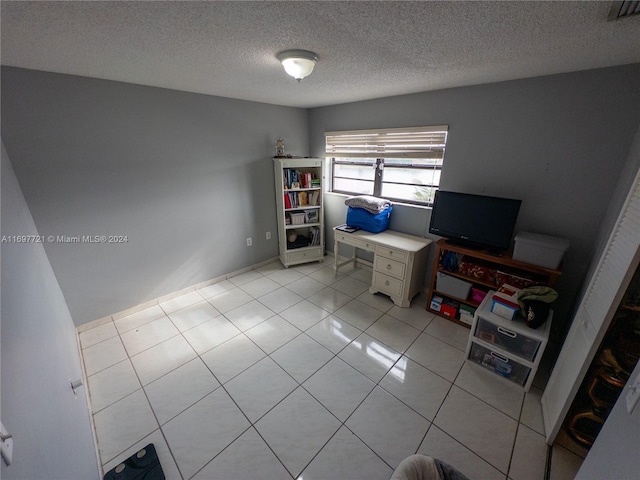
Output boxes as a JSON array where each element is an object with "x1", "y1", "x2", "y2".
[{"x1": 275, "y1": 138, "x2": 285, "y2": 157}]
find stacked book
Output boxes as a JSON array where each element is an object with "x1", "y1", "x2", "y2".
[
  {"x1": 309, "y1": 226, "x2": 321, "y2": 246},
  {"x1": 284, "y1": 191, "x2": 321, "y2": 209},
  {"x1": 282, "y1": 168, "x2": 321, "y2": 190}
]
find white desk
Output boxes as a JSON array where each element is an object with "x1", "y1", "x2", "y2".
[{"x1": 333, "y1": 227, "x2": 432, "y2": 307}]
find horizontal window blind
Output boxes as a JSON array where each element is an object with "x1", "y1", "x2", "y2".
[{"x1": 325, "y1": 126, "x2": 448, "y2": 159}]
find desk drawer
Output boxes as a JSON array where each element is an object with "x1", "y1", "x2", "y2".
[
  {"x1": 372, "y1": 272, "x2": 403, "y2": 297},
  {"x1": 374, "y1": 256, "x2": 405, "y2": 280},
  {"x1": 335, "y1": 233, "x2": 352, "y2": 244},
  {"x1": 376, "y1": 246, "x2": 408, "y2": 263},
  {"x1": 335, "y1": 233, "x2": 375, "y2": 251}
]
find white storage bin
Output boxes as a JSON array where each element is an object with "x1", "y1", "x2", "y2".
[
  {"x1": 289, "y1": 212, "x2": 306, "y2": 225},
  {"x1": 436, "y1": 272, "x2": 472, "y2": 299},
  {"x1": 513, "y1": 232, "x2": 569, "y2": 269}
]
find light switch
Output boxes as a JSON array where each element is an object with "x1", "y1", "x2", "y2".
[{"x1": 626, "y1": 371, "x2": 640, "y2": 415}]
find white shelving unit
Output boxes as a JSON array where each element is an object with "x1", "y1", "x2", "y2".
[
  {"x1": 273, "y1": 157, "x2": 325, "y2": 267},
  {"x1": 465, "y1": 290, "x2": 552, "y2": 392}
]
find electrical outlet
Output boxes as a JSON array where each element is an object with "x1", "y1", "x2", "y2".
[
  {"x1": 266, "y1": 231, "x2": 271, "y2": 240},
  {"x1": 626, "y1": 371, "x2": 640, "y2": 415},
  {"x1": 1, "y1": 421, "x2": 13, "y2": 466},
  {"x1": 246, "y1": 237, "x2": 252, "y2": 247}
]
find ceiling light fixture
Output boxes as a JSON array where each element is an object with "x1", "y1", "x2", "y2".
[{"x1": 277, "y1": 49, "x2": 318, "y2": 82}]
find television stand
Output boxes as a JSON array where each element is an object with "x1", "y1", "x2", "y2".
[
  {"x1": 444, "y1": 238, "x2": 483, "y2": 250},
  {"x1": 427, "y1": 239, "x2": 561, "y2": 328},
  {"x1": 443, "y1": 238, "x2": 505, "y2": 257}
]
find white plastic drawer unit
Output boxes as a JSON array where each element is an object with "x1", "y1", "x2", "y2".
[
  {"x1": 468, "y1": 342, "x2": 532, "y2": 387},
  {"x1": 474, "y1": 318, "x2": 541, "y2": 362}
]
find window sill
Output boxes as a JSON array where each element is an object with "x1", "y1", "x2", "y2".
[{"x1": 324, "y1": 191, "x2": 433, "y2": 211}]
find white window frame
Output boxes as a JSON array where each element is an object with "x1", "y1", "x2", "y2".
[{"x1": 325, "y1": 125, "x2": 448, "y2": 206}]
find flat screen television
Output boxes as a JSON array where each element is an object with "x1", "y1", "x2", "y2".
[{"x1": 429, "y1": 190, "x2": 522, "y2": 253}]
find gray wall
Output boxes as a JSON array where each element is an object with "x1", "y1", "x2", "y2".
[
  {"x1": 310, "y1": 64, "x2": 640, "y2": 339},
  {"x1": 1, "y1": 141, "x2": 99, "y2": 479},
  {"x1": 1, "y1": 67, "x2": 309, "y2": 326}
]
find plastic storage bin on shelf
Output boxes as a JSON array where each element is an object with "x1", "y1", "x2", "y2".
[
  {"x1": 289, "y1": 212, "x2": 306, "y2": 225},
  {"x1": 513, "y1": 232, "x2": 570, "y2": 269},
  {"x1": 436, "y1": 272, "x2": 472, "y2": 299},
  {"x1": 470, "y1": 287, "x2": 488, "y2": 304}
]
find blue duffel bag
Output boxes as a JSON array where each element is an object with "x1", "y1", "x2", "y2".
[{"x1": 346, "y1": 205, "x2": 392, "y2": 233}]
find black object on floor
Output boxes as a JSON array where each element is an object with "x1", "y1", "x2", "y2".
[{"x1": 103, "y1": 443, "x2": 165, "y2": 480}]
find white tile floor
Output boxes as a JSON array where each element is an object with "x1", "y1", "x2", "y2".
[{"x1": 79, "y1": 260, "x2": 584, "y2": 480}]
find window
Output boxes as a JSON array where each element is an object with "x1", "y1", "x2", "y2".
[{"x1": 326, "y1": 125, "x2": 448, "y2": 206}]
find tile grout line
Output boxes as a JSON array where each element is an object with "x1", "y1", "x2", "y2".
[
  {"x1": 83, "y1": 264, "x2": 368, "y2": 476},
  {"x1": 85, "y1": 264, "x2": 536, "y2": 479}
]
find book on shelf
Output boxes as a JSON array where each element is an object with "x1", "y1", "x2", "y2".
[
  {"x1": 302, "y1": 172, "x2": 313, "y2": 188},
  {"x1": 282, "y1": 168, "x2": 321, "y2": 190},
  {"x1": 309, "y1": 226, "x2": 321, "y2": 246}
]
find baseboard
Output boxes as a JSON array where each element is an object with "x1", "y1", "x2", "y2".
[{"x1": 77, "y1": 256, "x2": 280, "y2": 332}]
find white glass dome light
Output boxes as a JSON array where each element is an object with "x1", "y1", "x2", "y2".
[{"x1": 277, "y1": 50, "x2": 318, "y2": 81}]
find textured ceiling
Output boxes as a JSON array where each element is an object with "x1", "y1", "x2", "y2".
[{"x1": 1, "y1": 1, "x2": 639, "y2": 108}]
